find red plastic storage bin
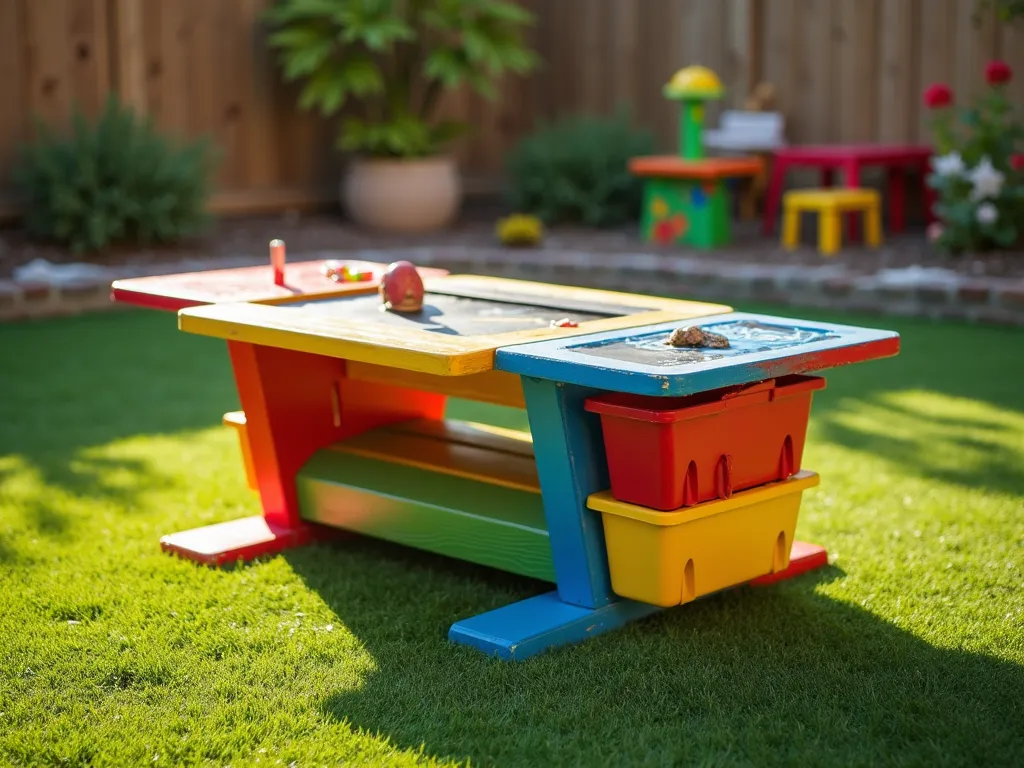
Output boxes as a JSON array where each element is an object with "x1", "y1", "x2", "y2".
[{"x1": 584, "y1": 374, "x2": 825, "y2": 511}]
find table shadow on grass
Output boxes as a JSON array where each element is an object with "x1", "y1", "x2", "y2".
[
  {"x1": 284, "y1": 539, "x2": 1023, "y2": 768},
  {"x1": 0, "y1": 311, "x2": 241, "y2": 550}
]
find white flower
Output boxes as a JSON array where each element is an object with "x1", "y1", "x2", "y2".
[
  {"x1": 933, "y1": 152, "x2": 965, "y2": 177},
  {"x1": 976, "y1": 202, "x2": 999, "y2": 225},
  {"x1": 968, "y1": 157, "x2": 1005, "y2": 201}
]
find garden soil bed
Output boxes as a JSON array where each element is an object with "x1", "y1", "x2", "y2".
[
  {"x1": 2, "y1": 200, "x2": 1023, "y2": 326},
  {"x1": 2, "y1": 200, "x2": 1023, "y2": 281}
]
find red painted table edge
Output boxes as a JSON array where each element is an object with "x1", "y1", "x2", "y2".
[{"x1": 110, "y1": 261, "x2": 449, "y2": 312}]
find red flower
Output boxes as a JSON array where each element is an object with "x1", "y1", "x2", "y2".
[
  {"x1": 923, "y1": 83, "x2": 953, "y2": 108},
  {"x1": 1012, "y1": 154, "x2": 1024, "y2": 172},
  {"x1": 985, "y1": 60, "x2": 1013, "y2": 85}
]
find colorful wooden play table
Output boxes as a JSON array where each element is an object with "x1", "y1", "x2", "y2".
[
  {"x1": 113, "y1": 267, "x2": 899, "y2": 660},
  {"x1": 761, "y1": 144, "x2": 936, "y2": 239}
]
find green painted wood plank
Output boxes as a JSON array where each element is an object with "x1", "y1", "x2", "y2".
[{"x1": 296, "y1": 450, "x2": 555, "y2": 582}]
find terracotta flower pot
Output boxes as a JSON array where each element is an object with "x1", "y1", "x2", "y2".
[{"x1": 342, "y1": 155, "x2": 462, "y2": 233}]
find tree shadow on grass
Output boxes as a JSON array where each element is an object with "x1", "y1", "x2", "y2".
[
  {"x1": 0, "y1": 310, "x2": 241, "y2": 546},
  {"x1": 285, "y1": 539, "x2": 1023, "y2": 768}
]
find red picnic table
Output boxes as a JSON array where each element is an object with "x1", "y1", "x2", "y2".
[{"x1": 762, "y1": 144, "x2": 936, "y2": 240}]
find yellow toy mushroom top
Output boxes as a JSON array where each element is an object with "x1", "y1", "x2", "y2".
[{"x1": 663, "y1": 65, "x2": 724, "y2": 101}]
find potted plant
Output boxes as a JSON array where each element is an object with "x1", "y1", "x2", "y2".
[{"x1": 265, "y1": 0, "x2": 539, "y2": 233}]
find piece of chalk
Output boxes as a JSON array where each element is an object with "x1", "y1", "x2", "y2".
[{"x1": 269, "y1": 239, "x2": 286, "y2": 286}]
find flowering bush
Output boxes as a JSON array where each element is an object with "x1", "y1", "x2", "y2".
[{"x1": 924, "y1": 60, "x2": 1024, "y2": 253}]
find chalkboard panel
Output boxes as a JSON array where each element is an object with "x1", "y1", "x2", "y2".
[{"x1": 284, "y1": 291, "x2": 618, "y2": 336}]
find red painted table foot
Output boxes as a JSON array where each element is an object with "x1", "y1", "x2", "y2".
[
  {"x1": 749, "y1": 540, "x2": 829, "y2": 587},
  {"x1": 160, "y1": 515, "x2": 324, "y2": 566}
]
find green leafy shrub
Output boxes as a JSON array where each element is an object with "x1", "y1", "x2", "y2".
[
  {"x1": 504, "y1": 112, "x2": 656, "y2": 227},
  {"x1": 13, "y1": 96, "x2": 216, "y2": 253},
  {"x1": 974, "y1": 0, "x2": 1024, "y2": 23},
  {"x1": 265, "y1": 0, "x2": 539, "y2": 158},
  {"x1": 923, "y1": 60, "x2": 1024, "y2": 253}
]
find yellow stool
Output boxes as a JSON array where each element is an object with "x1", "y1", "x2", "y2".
[{"x1": 782, "y1": 188, "x2": 882, "y2": 256}]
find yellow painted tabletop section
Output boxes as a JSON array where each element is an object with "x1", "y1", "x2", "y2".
[{"x1": 177, "y1": 275, "x2": 731, "y2": 376}]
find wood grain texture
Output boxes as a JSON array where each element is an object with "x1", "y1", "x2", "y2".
[
  {"x1": 917, "y1": 0, "x2": 956, "y2": 143},
  {"x1": 835, "y1": 0, "x2": 879, "y2": 144},
  {"x1": 2, "y1": 0, "x2": 1019, "y2": 218},
  {"x1": 877, "y1": 0, "x2": 918, "y2": 144},
  {"x1": 26, "y1": 0, "x2": 72, "y2": 129},
  {"x1": 296, "y1": 450, "x2": 556, "y2": 582},
  {"x1": 110, "y1": 0, "x2": 146, "y2": 114},
  {"x1": 0, "y1": 0, "x2": 28, "y2": 190},
  {"x1": 326, "y1": 418, "x2": 540, "y2": 493},
  {"x1": 794, "y1": 0, "x2": 835, "y2": 144}
]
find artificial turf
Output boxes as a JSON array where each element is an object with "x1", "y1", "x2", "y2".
[{"x1": 0, "y1": 304, "x2": 1021, "y2": 767}]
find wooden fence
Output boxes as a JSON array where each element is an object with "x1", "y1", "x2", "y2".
[{"x1": 1, "y1": 0, "x2": 1022, "y2": 221}]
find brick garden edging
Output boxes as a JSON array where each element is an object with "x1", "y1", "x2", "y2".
[{"x1": 2, "y1": 247, "x2": 1023, "y2": 326}]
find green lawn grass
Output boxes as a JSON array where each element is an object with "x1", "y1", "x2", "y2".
[{"x1": 1, "y1": 305, "x2": 1022, "y2": 767}]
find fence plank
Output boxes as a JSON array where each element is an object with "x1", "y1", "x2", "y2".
[
  {"x1": 25, "y1": 0, "x2": 72, "y2": 131},
  {"x1": 916, "y1": 0, "x2": 956, "y2": 144},
  {"x1": 999, "y1": 18, "x2": 1024, "y2": 111},
  {"x1": 67, "y1": 0, "x2": 110, "y2": 118},
  {"x1": 0, "y1": 0, "x2": 29, "y2": 195},
  {"x1": 110, "y1": 0, "x2": 146, "y2": 114},
  {"x1": 726, "y1": 0, "x2": 755, "y2": 109},
  {"x1": 835, "y1": 0, "x2": 880, "y2": 143},
  {"x1": 877, "y1": 0, "x2": 918, "y2": 144},
  {"x1": 760, "y1": 0, "x2": 795, "y2": 134},
  {"x1": 954, "y1": 0, "x2": 998, "y2": 103},
  {"x1": 238, "y1": 0, "x2": 277, "y2": 189},
  {"x1": 791, "y1": 0, "x2": 836, "y2": 144},
  {"x1": 609, "y1": 0, "x2": 638, "y2": 115}
]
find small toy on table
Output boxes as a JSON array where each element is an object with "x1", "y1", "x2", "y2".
[
  {"x1": 379, "y1": 260, "x2": 425, "y2": 313},
  {"x1": 321, "y1": 260, "x2": 376, "y2": 283},
  {"x1": 629, "y1": 66, "x2": 763, "y2": 249}
]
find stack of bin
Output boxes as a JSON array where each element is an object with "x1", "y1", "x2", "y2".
[{"x1": 584, "y1": 374, "x2": 825, "y2": 608}]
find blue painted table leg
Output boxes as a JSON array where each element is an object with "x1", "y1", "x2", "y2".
[
  {"x1": 450, "y1": 378, "x2": 664, "y2": 660},
  {"x1": 518, "y1": 377, "x2": 617, "y2": 609},
  {"x1": 448, "y1": 591, "x2": 661, "y2": 661}
]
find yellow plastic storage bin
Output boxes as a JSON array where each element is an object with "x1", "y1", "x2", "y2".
[{"x1": 587, "y1": 470, "x2": 820, "y2": 607}]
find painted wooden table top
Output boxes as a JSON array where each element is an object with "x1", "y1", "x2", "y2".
[
  {"x1": 176, "y1": 275, "x2": 732, "y2": 377},
  {"x1": 495, "y1": 312, "x2": 900, "y2": 397},
  {"x1": 111, "y1": 259, "x2": 449, "y2": 311}
]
